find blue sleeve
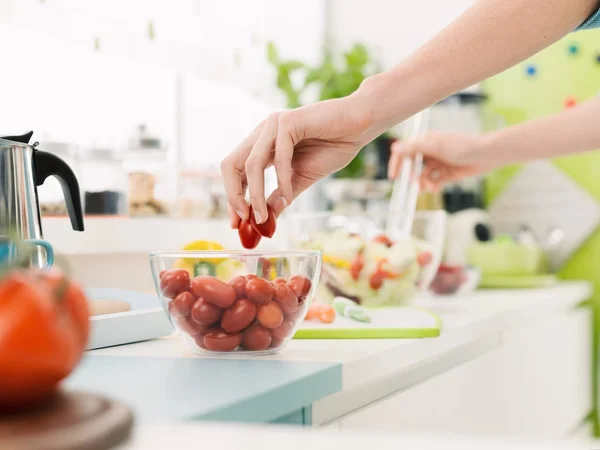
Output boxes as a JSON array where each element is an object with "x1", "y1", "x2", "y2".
[{"x1": 576, "y1": 7, "x2": 600, "y2": 30}]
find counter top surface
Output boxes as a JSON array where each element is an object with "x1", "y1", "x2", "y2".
[
  {"x1": 118, "y1": 422, "x2": 592, "y2": 450},
  {"x1": 67, "y1": 282, "x2": 591, "y2": 424}
]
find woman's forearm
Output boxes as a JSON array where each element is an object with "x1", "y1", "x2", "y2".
[
  {"x1": 481, "y1": 96, "x2": 600, "y2": 165},
  {"x1": 355, "y1": 0, "x2": 599, "y2": 137}
]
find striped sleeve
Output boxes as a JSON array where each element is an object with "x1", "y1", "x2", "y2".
[{"x1": 576, "y1": 7, "x2": 600, "y2": 30}]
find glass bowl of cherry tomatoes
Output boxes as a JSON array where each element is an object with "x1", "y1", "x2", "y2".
[{"x1": 150, "y1": 250, "x2": 322, "y2": 355}]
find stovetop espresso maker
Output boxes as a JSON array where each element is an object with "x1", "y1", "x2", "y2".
[{"x1": 0, "y1": 131, "x2": 84, "y2": 267}]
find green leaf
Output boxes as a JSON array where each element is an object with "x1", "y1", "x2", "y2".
[
  {"x1": 344, "y1": 43, "x2": 369, "y2": 70},
  {"x1": 304, "y1": 68, "x2": 321, "y2": 86},
  {"x1": 266, "y1": 41, "x2": 279, "y2": 65},
  {"x1": 285, "y1": 60, "x2": 304, "y2": 71}
]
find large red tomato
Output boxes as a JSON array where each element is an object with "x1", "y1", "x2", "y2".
[{"x1": 0, "y1": 268, "x2": 90, "y2": 410}]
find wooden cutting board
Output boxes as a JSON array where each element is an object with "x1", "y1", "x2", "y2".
[{"x1": 0, "y1": 391, "x2": 134, "y2": 450}]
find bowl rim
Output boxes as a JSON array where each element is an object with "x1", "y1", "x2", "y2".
[{"x1": 150, "y1": 249, "x2": 323, "y2": 259}]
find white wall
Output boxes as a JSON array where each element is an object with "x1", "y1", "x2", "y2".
[
  {"x1": 0, "y1": 0, "x2": 325, "y2": 165},
  {"x1": 329, "y1": 0, "x2": 474, "y2": 69}
]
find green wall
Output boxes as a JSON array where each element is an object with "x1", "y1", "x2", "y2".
[{"x1": 482, "y1": 29, "x2": 600, "y2": 436}]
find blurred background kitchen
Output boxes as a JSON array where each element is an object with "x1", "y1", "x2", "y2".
[{"x1": 2, "y1": 0, "x2": 600, "y2": 441}]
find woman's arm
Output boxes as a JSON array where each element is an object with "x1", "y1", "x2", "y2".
[
  {"x1": 482, "y1": 96, "x2": 600, "y2": 166},
  {"x1": 357, "y1": 0, "x2": 600, "y2": 137},
  {"x1": 387, "y1": 97, "x2": 600, "y2": 189}
]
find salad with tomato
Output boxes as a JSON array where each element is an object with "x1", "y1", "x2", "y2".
[{"x1": 299, "y1": 230, "x2": 435, "y2": 307}]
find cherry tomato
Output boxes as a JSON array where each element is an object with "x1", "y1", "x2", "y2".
[
  {"x1": 229, "y1": 276, "x2": 247, "y2": 299},
  {"x1": 369, "y1": 271, "x2": 384, "y2": 290},
  {"x1": 169, "y1": 291, "x2": 195, "y2": 319},
  {"x1": 176, "y1": 317, "x2": 208, "y2": 337},
  {"x1": 417, "y1": 251, "x2": 433, "y2": 267},
  {"x1": 238, "y1": 219, "x2": 262, "y2": 249},
  {"x1": 221, "y1": 298, "x2": 257, "y2": 333},
  {"x1": 288, "y1": 275, "x2": 312, "y2": 299},
  {"x1": 270, "y1": 338, "x2": 284, "y2": 349},
  {"x1": 246, "y1": 274, "x2": 258, "y2": 280},
  {"x1": 273, "y1": 277, "x2": 287, "y2": 285},
  {"x1": 373, "y1": 234, "x2": 394, "y2": 247},
  {"x1": 245, "y1": 278, "x2": 274, "y2": 305},
  {"x1": 256, "y1": 301, "x2": 284, "y2": 329},
  {"x1": 349, "y1": 254, "x2": 364, "y2": 281},
  {"x1": 160, "y1": 269, "x2": 191, "y2": 299},
  {"x1": 250, "y1": 205, "x2": 277, "y2": 239},
  {"x1": 203, "y1": 327, "x2": 242, "y2": 352},
  {"x1": 192, "y1": 276, "x2": 236, "y2": 308},
  {"x1": 305, "y1": 303, "x2": 326, "y2": 321},
  {"x1": 242, "y1": 323, "x2": 272, "y2": 351},
  {"x1": 194, "y1": 334, "x2": 209, "y2": 349},
  {"x1": 271, "y1": 320, "x2": 293, "y2": 340},
  {"x1": 159, "y1": 270, "x2": 167, "y2": 280},
  {"x1": 190, "y1": 298, "x2": 223, "y2": 326},
  {"x1": 319, "y1": 307, "x2": 336, "y2": 324},
  {"x1": 273, "y1": 283, "x2": 298, "y2": 314}
]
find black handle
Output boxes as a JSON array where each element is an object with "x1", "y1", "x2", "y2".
[
  {"x1": 34, "y1": 150, "x2": 85, "y2": 232},
  {"x1": 0, "y1": 131, "x2": 34, "y2": 144}
]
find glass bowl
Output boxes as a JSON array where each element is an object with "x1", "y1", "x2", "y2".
[
  {"x1": 150, "y1": 250, "x2": 321, "y2": 355},
  {"x1": 289, "y1": 211, "x2": 446, "y2": 307}
]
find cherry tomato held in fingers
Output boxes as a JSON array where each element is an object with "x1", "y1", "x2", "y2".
[
  {"x1": 238, "y1": 219, "x2": 262, "y2": 250},
  {"x1": 190, "y1": 298, "x2": 223, "y2": 326},
  {"x1": 245, "y1": 278, "x2": 274, "y2": 305},
  {"x1": 221, "y1": 298, "x2": 257, "y2": 333},
  {"x1": 242, "y1": 323, "x2": 272, "y2": 351},
  {"x1": 250, "y1": 205, "x2": 277, "y2": 239},
  {"x1": 169, "y1": 291, "x2": 195, "y2": 319},
  {"x1": 257, "y1": 301, "x2": 284, "y2": 329},
  {"x1": 192, "y1": 276, "x2": 236, "y2": 308},
  {"x1": 160, "y1": 269, "x2": 191, "y2": 299},
  {"x1": 203, "y1": 327, "x2": 242, "y2": 352}
]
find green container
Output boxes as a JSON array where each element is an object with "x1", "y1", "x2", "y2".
[{"x1": 467, "y1": 242, "x2": 547, "y2": 277}]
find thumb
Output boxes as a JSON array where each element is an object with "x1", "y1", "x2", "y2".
[
  {"x1": 387, "y1": 135, "x2": 439, "y2": 180},
  {"x1": 266, "y1": 171, "x2": 319, "y2": 217}
]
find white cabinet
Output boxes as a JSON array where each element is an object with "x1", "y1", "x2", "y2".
[{"x1": 336, "y1": 307, "x2": 591, "y2": 438}]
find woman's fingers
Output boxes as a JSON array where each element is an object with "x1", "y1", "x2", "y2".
[
  {"x1": 246, "y1": 114, "x2": 280, "y2": 224},
  {"x1": 221, "y1": 121, "x2": 265, "y2": 225},
  {"x1": 273, "y1": 113, "x2": 295, "y2": 208}
]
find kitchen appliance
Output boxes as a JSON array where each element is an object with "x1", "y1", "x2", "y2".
[{"x1": 0, "y1": 131, "x2": 84, "y2": 267}]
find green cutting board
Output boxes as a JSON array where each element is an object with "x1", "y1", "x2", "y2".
[{"x1": 293, "y1": 306, "x2": 442, "y2": 339}]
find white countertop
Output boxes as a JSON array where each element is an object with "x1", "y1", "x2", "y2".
[
  {"x1": 92, "y1": 282, "x2": 591, "y2": 424},
  {"x1": 119, "y1": 422, "x2": 592, "y2": 450}
]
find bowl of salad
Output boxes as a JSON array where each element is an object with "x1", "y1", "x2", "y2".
[{"x1": 289, "y1": 211, "x2": 446, "y2": 307}]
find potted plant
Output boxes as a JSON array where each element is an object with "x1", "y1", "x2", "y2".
[{"x1": 266, "y1": 42, "x2": 391, "y2": 180}]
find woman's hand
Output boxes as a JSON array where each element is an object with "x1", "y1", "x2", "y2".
[
  {"x1": 221, "y1": 93, "x2": 375, "y2": 228},
  {"x1": 388, "y1": 132, "x2": 493, "y2": 191}
]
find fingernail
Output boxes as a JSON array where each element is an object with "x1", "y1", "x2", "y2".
[
  {"x1": 280, "y1": 196, "x2": 288, "y2": 209},
  {"x1": 236, "y1": 209, "x2": 246, "y2": 220},
  {"x1": 254, "y1": 209, "x2": 263, "y2": 224}
]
